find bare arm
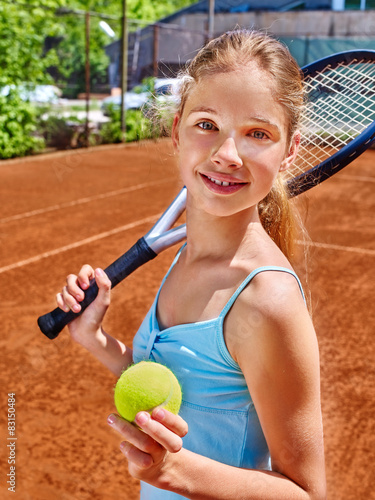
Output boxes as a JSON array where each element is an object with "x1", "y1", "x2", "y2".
[
  {"x1": 228, "y1": 271, "x2": 326, "y2": 498},
  {"x1": 56, "y1": 265, "x2": 132, "y2": 376},
  {"x1": 108, "y1": 272, "x2": 326, "y2": 499}
]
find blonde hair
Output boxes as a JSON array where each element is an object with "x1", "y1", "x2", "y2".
[{"x1": 175, "y1": 29, "x2": 306, "y2": 261}]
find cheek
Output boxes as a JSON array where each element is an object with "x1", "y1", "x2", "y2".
[
  {"x1": 177, "y1": 135, "x2": 210, "y2": 176},
  {"x1": 177, "y1": 151, "x2": 196, "y2": 186},
  {"x1": 249, "y1": 148, "x2": 283, "y2": 177}
]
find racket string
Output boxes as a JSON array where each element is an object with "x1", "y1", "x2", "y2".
[{"x1": 287, "y1": 58, "x2": 375, "y2": 181}]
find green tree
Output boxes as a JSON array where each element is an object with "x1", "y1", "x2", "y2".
[
  {"x1": 51, "y1": 10, "x2": 111, "y2": 96},
  {"x1": 0, "y1": 0, "x2": 63, "y2": 88},
  {"x1": 0, "y1": 0, "x2": 63, "y2": 159},
  {"x1": 53, "y1": 0, "x2": 197, "y2": 95},
  {"x1": 0, "y1": 0, "x2": 197, "y2": 158}
]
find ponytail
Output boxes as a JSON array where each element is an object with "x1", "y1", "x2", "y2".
[{"x1": 258, "y1": 177, "x2": 298, "y2": 262}]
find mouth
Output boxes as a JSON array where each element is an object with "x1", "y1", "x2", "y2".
[
  {"x1": 205, "y1": 175, "x2": 240, "y2": 187},
  {"x1": 200, "y1": 173, "x2": 248, "y2": 194}
]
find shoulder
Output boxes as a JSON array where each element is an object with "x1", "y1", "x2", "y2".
[
  {"x1": 226, "y1": 267, "x2": 322, "y2": 433},
  {"x1": 225, "y1": 267, "x2": 316, "y2": 366},
  {"x1": 230, "y1": 267, "x2": 308, "y2": 329},
  {"x1": 247, "y1": 267, "x2": 304, "y2": 304}
]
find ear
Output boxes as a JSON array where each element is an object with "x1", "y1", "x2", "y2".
[
  {"x1": 171, "y1": 113, "x2": 181, "y2": 152},
  {"x1": 279, "y1": 131, "x2": 301, "y2": 172}
]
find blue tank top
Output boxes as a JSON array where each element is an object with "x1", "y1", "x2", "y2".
[{"x1": 132, "y1": 246, "x2": 305, "y2": 500}]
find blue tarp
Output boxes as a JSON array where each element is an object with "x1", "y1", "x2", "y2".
[{"x1": 281, "y1": 37, "x2": 375, "y2": 67}]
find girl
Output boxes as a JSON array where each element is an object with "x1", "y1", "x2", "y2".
[{"x1": 57, "y1": 30, "x2": 326, "y2": 499}]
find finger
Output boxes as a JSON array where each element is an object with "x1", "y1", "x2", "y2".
[
  {"x1": 120, "y1": 441, "x2": 154, "y2": 470},
  {"x1": 77, "y1": 264, "x2": 95, "y2": 291},
  {"x1": 135, "y1": 411, "x2": 184, "y2": 454},
  {"x1": 66, "y1": 273, "x2": 86, "y2": 303},
  {"x1": 151, "y1": 408, "x2": 188, "y2": 438},
  {"x1": 94, "y1": 268, "x2": 111, "y2": 308},
  {"x1": 107, "y1": 414, "x2": 161, "y2": 456},
  {"x1": 56, "y1": 292, "x2": 70, "y2": 313},
  {"x1": 61, "y1": 285, "x2": 81, "y2": 313}
]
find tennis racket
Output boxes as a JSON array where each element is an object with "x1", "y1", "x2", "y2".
[{"x1": 38, "y1": 49, "x2": 375, "y2": 339}]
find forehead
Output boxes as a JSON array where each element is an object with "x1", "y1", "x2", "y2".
[{"x1": 182, "y1": 64, "x2": 287, "y2": 127}]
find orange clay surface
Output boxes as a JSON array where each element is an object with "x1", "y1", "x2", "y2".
[{"x1": 0, "y1": 139, "x2": 374, "y2": 500}]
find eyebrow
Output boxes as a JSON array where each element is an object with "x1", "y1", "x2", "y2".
[
  {"x1": 188, "y1": 106, "x2": 218, "y2": 116},
  {"x1": 250, "y1": 116, "x2": 281, "y2": 133}
]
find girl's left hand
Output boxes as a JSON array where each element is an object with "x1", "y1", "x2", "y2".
[{"x1": 107, "y1": 408, "x2": 188, "y2": 485}]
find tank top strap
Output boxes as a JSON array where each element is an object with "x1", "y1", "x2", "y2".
[
  {"x1": 219, "y1": 266, "x2": 306, "y2": 320},
  {"x1": 157, "y1": 242, "x2": 187, "y2": 291}
]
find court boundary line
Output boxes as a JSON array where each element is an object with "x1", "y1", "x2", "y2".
[
  {"x1": 1, "y1": 232, "x2": 373, "y2": 275},
  {"x1": 0, "y1": 178, "x2": 173, "y2": 224},
  {"x1": 0, "y1": 214, "x2": 161, "y2": 274},
  {"x1": 337, "y1": 174, "x2": 375, "y2": 183},
  {"x1": 296, "y1": 239, "x2": 375, "y2": 256}
]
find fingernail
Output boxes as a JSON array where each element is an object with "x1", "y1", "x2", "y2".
[
  {"x1": 135, "y1": 411, "x2": 149, "y2": 426},
  {"x1": 120, "y1": 441, "x2": 130, "y2": 454},
  {"x1": 95, "y1": 268, "x2": 103, "y2": 277},
  {"x1": 72, "y1": 304, "x2": 81, "y2": 313},
  {"x1": 153, "y1": 407, "x2": 165, "y2": 420},
  {"x1": 107, "y1": 414, "x2": 116, "y2": 425}
]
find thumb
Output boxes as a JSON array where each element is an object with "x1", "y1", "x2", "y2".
[
  {"x1": 82, "y1": 267, "x2": 112, "y2": 329},
  {"x1": 67, "y1": 268, "x2": 112, "y2": 340},
  {"x1": 94, "y1": 268, "x2": 112, "y2": 309}
]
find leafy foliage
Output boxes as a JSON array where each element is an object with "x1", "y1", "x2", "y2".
[
  {"x1": 0, "y1": 91, "x2": 45, "y2": 159},
  {"x1": 0, "y1": 1, "x2": 63, "y2": 88},
  {"x1": 38, "y1": 114, "x2": 79, "y2": 149},
  {"x1": 53, "y1": 0, "x2": 197, "y2": 95},
  {"x1": 0, "y1": 1, "x2": 196, "y2": 158},
  {"x1": 99, "y1": 105, "x2": 155, "y2": 144},
  {"x1": 0, "y1": 0, "x2": 64, "y2": 158}
]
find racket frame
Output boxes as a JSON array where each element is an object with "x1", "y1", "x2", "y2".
[
  {"x1": 145, "y1": 186, "x2": 187, "y2": 253},
  {"x1": 288, "y1": 50, "x2": 375, "y2": 196}
]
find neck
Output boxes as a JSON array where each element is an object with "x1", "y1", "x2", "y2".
[{"x1": 184, "y1": 197, "x2": 265, "y2": 264}]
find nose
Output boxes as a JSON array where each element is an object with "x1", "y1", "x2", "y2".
[{"x1": 211, "y1": 137, "x2": 243, "y2": 169}]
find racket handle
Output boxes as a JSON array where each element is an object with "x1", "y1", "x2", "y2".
[{"x1": 37, "y1": 237, "x2": 157, "y2": 340}]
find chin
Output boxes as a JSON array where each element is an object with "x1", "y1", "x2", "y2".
[{"x1": 201, "y1": 198, "x2": 258, "y2": 219}]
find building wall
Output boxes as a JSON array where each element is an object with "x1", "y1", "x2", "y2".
[
  {"x1": 175, "y1": 10, "x2": 375, "y2": 37},
  {"x1": 107, "y1": 9, "x2": 375, "y2": 88}
]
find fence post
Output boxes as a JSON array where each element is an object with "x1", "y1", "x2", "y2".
[
  {"x1": 153, "y1": 24, "x2": 159, "y2": 77},
  {"x1": 121, "y1": 0, "x2": 128, "y2": 142},
  {"x1": 85, "y1": 11, "x2": 90, "y2": 147}
]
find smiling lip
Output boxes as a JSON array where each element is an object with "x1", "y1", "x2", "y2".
[{"x1": 200, "y1": 173, "x2": 248, "y2": 194}]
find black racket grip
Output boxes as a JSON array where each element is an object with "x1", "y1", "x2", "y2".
[{"x1": 37, "y1": 237, "x2": 157, "y2": 340}]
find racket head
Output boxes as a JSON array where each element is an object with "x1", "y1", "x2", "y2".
[{"x1": 286, "y1": 49, "x2": 375, "y2": 197}]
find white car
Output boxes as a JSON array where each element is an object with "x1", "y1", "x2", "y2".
[
  {"x1": 153, "y1": 78, "x2": 180, "y2": 101},
  {"x1": 0, "y1": 84, "x2": 62, "y2": 104},
  {"x1": 101, "y1": 78, "x2": 179, "y2": 116},
  {"x1": 101, "y1": 90, "x2": 148, "y2": 115}
]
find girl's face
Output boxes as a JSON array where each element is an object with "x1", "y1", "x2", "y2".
[{"x1": 172, "y1": 63, "x2": 299, "y2": 218}]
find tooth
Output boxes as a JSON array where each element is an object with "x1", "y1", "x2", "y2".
[{"x1": 207, "y1": 176, "x2": 236, "y2": 187}]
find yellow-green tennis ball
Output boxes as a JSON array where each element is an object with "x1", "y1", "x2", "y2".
[{"x1": 114, "y1": 361, "x2": 182, "y2": 422}]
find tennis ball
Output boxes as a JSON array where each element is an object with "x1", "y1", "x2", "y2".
[{"x1": 114, "y1": 361, "x2": 182, "y2": 422}]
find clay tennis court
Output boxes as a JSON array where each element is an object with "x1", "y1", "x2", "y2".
[{"x1": 0, "y1": 140, "x2": 373, "y2": 500}]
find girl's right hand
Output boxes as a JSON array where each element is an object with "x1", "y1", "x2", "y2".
[{"x1": 56, "y1": 265, "x2": 112, "y2": 344}]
